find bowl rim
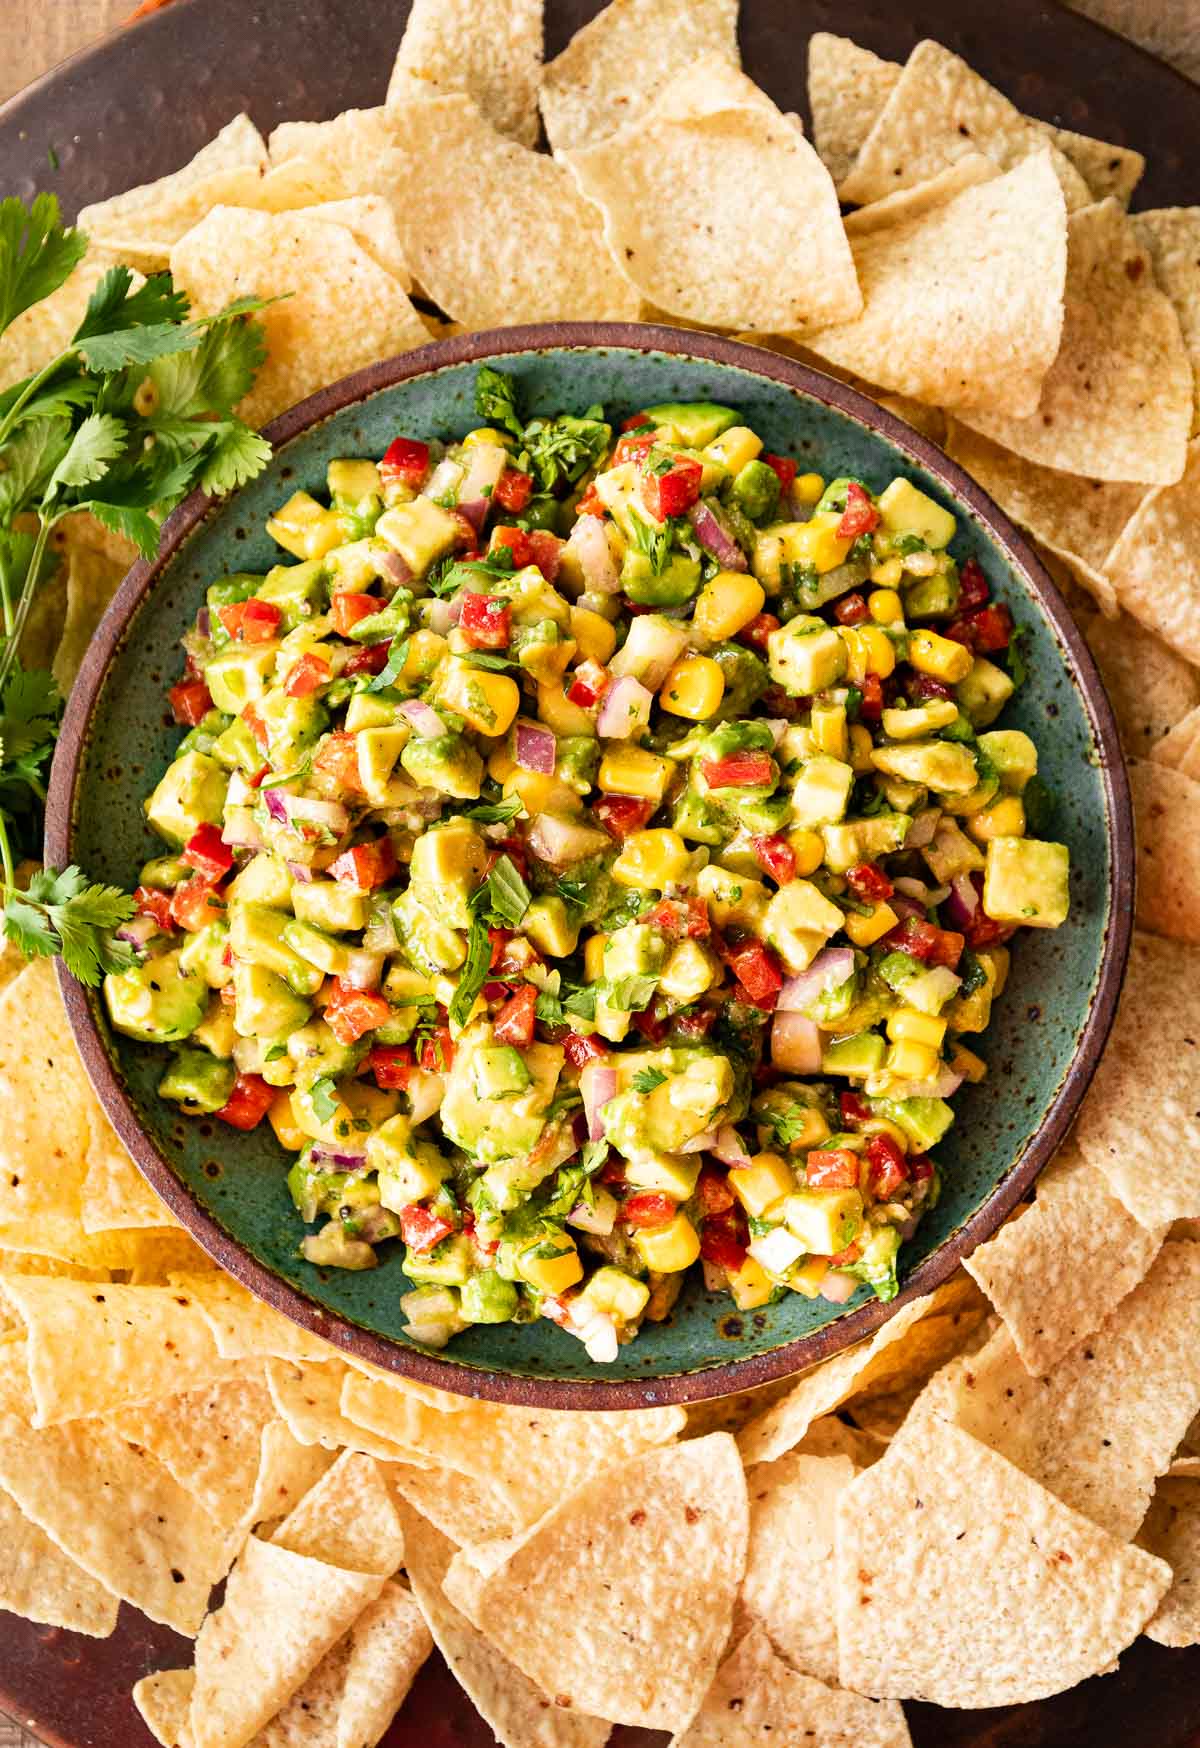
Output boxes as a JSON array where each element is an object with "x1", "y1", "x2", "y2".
[{"x1": 45, "y1": 320, "x2": 1133, "y2": 1409}]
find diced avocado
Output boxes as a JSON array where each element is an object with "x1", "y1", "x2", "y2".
[
  {"x1": 344, "y1": 692, "x2": 403, "y2": 733},
  {"x1": 523, "y1": 894, "x2": 580, "y2": 958},
  {"x1": 790, "y1": 755, "x2": 854, "y2": 828},
  {"x1": 880, "y1": 699, "x2": 961, "y2": 741},
  {"x1": 460, "y1": 1270, "x2": 520, "y2": 1324},
  {"x1": 229, "y1": 903, "x2": 324, "y2": 995},
  {"x1": 869, "y1": 1096, "x2": 953, "y2": 1153},
  {"x1": 940, "y1": 769, "x2": 1001, "y2": 817},
  {"x1": 624, "y1": 1153, "x2": 703, "y2": 1199},
  {"x1": 176, "y1": 709, "x2": 232, "y2": 759},
  {"x1": 287, "y1": 1019, "x2": 365, "y2": 1088},
  {"x1": 871, "y1": 740, "x2": 978, "y2": 795},
  {"x1": 473, "y1": 1045, "x2": 532, "y2": 1100},
  {"x1": 288, "y1": 1156, "x2": 377, "y2": 1222},
  {"x1": 642, "y1": 402, "x2": 739, "y2": 448},
  {"x1": 404, "y1": 1233, "x2": 475, "y2": 1287},
  {"x1": 977, "y1": 730, "x2": 1037, "y2": 792},
  {"x1": 983, "y1": 837, "x2": 1069, "y2": 928},
  {"x1": 376, "y1": 496, "x2": 461, "y2": 575},
  {"x1": 280, "y1": 917, "x2": 351, "y2": 976},
  {"x1": 782, "y1": 1187, "x2": 864, "y2": 1255},
  {"x1": 621, "y1": 548, "x2": 701, "y2": 607},
  {"x1": 178, "y1": 919, "x2": 231, "y2": 988},
  {"x1": 696, "y1": 864, "x2": 769, "y2": 932},
  {"x1": 442, "y1": 1033, "x2": 563, "y2": 1176},
  {"x1": 204, "y1": 642, "x2": 279, "y2": 714},
  {"x1": 158, "y1": 1048, "x2": 236, "y2": 1115},
  {"x1": 104, "y1": 949, "x2": 207, "y2": 1044},
  {"x1": 821, "y1": 812, "x2": 910, "y2": 873},
  {"x1": 347, "y1": 595, "x2": 412, "y2": 645},
  {"x1": 291, "y1": 879, "x2": 366, "y2": 933},
  {"x1": 842, "y1": 1224, "x2": 901, "y2": 1300},
  {"x1": 731, "y1": 459, "x2": 781, "y2": 521},
  {"x1": 400, "y1": 732, "x2": 483, "y2": 800},
  {"x1": 191, "y1": 998, "x2": 238, "y2": 1058},
  {"x1": 354, "y1": 725, "x2": 410, "y2": 806},
  {"x1": 821, "y1": 1032, "x2": 888, "y2": 1076},
  {"x1": 768, "y1": 616, "x2": 847, "y2": 697},
  {"x1": 368, "y1": 1115, "x2": 451, "y2": 1206},
  {"x1": 297, "y1": 1221, "x2": 375, "y2": 1270},
  {"x1": 579, "y1": 1266, "x2": 651, "y2": 1323},
  {"x1": 672, "y1": 785, "x2": 727, "y2": 847},
  {"x1": 877, "y1": 478, "x2": 956, "y2": 550},
  {"x1": 211, "y1": 716, "x2": 262, "y2": 774},
  {"x1": 409, "y1": 820, "x2": 487, "y2": 930},
  {"x1": 207, "y1": 572, "x2": 264, "y2": 611},
  {"x1": 763, "y1": 879, "x2": 844, "y2": 974},
  {"x1": 254, "y1": 688, "x2": 329, "y2": 770},
  {"x1": 145, "y1": 752, "x2": 229, "y2": 847},
  {"x1": 227, "y1": 853, "x2": 294, "y2": 910},
  {"x1": 232, "y1": 961, "x2": 311, "y2": 1040},
  {"x1": 903, "y1": 566, "x2": 961, "y2": 620},
  {"x1": 138, "y1": 854, "x2": 191, "y2": 890},
  {"x1": 605, "y1": 1047, "x2": 736, "y2": 1160},
  {"x1": 256, "y1": 560, "x2": 327, "y2": 629},
  {"x1": 400, "y1": 1283, "x2": 467, "y2": 1345},
  {"x1": 956, "y1": 656, "x2": 1015, "y2": 728},
  {"x1": 392, "y1": 888, "x2": 467, "y2": 976}
]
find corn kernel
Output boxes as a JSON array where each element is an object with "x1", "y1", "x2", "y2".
[
  {"x1": 868, "y1": 588, "x2": 903, "y2": 625},
  {"x1": 795, "y1": 471, "x2": 825, "y2": 506},
  {"x1": 949, "y1": 1042, "x2": 988, "y2": 1083},
  {"x1": 848, "y1": 724, "x2": 875, "y2": 773},
  {"x1": 788, "y1": 828, "x2": 825, "y2": 876},
  {"x1": 729, "y1": 1152, "x2": 795, "y2": 1218},
  {"x1": 401, "y1": 629, "x2": 449, "y2": 683},
  {"x1": 870, "y1": 555, "x2": 904, "y2": 589},
  {"x1": 909, "y1": 628, "x2": 973, "y2": 684},
  {"x1": 518, "y1": 1239, "x2": 584, "y2": 1295},
  {"x1": 839, "y1": 624, "x2": 896, "y2": 682},
  {"x1": 633, "y1": 1212, "x2": 701, "y2": 1273},
  {"x1": 598, "y1": 747, "x2": 672, "y2": 803},
  {"x1": 692, "y1": 572, "x2": 765, "y2": 643},
  {"x1": 886, "y1": 1038, "x2": 941, "y2": 1080},
  {"x1": 725, "y1": 1255, "x2": 775, "y2": 1309},
  {"x1": 967, "y1": 795, "x2": 1026, "y2": 842},
  {"x1": 788, "y1": 1255, "x2": 830, "y2": 1297},
  {"x1": 705, "y1": 424, "x2": 763, "y2": 474},
  {"x1": 569, "y1": 605, "x2": 617, "y2": 664},
  {"x1": 462, "y1": 426, "x2": 513, "y2": 449},
  {"x1": 611, "y1": 828, "x2": 691, "y2": 891},
  {"x1": 502, "y1": 769, "x2": 579, "y2": 815},
  {"x1": 437, "y1": 663, "x2": 521, "y2": 736},
  {"x1": 843, "y1": 901, "x2": 898, "y2": 947},
  {"x1": 887, "y1": 1008, "x2": 948, "y2": 1049},
  {"x1": 659, "y1": 654, "x2": 725, "y2": 720},
  {"x1": 269, "y1": 1091, "x2": 308, "y2": 1151},
  {"x1": 584, "y1": 934, "x2": 606, "y2": 981}
]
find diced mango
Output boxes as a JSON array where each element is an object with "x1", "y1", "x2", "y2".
[
  {"x1": 868, "y1": 588, "x2": 903, "y2": 624},
  {"x1": 783, "y1": 511, "x2": 852, "y2": 575},
  {"x1": 725, "y1": 1255, "x2": 775, "y2": 1309},
  {"x1": 598, "y1": 747, "x2": 672, "y2": 802},
  {"x1": 569, "y1": 606, "x2": 617, "y2": 663},
  {"x1": 705, "y1": 424, "x2": 763, "y2": 475},
  {"x1": 633, "y1": 1212, "x2": 701, "y2": 1273},
  {"x1": 692, "y1": 572, "x2": 765, "y2": 643},
  {"x1": 887, "y1": 1008, "x2": 948, "y2": 1049},
  {"x1": 266, "y1": 491, "x2": 345, "y2": 560},
  {"x1": 729, "y1": 1151, "x2": 795, "y2": 1218},
  {"x1": 967, "y1": 795, "x2": 1026, "y2": 841},
  {"x1": 437, "y1": 662, "x2": 521, "y2": 736},
  {"x1": 886, "y1": 1038, "x2": 941, "y2": 1080},
  {"x1": 794, "y1": 472, "x2": 825, "y2": 506},
  {"x1": 843, "y1": 901, "x2": 898, "y2": 947},
  {"x1": 787, "y1": 828, "x2": 825, "y2": 876},
  {"x1": 518, "y1": 1239, "x2": 584, "y2": 1296},
  {"x1": 908, "y1": 628, "x2": 973, "y2": 684},
  {"x1": 611, "y1": 828, "x2": 692, "y2": 891}
]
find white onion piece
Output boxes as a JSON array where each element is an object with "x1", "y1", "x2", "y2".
[
  {"x1": 427, "y1": 597, "x2": 456, "y2": 636},
  {"x1": 596, "y1": 674, "x2": 652, "y2": 738},
  {"x1": 567, "y1": 1188, "x2": 618, "y2": 1236},
  {"x1": 528, "y1": 811, "x2": 609, "y2": 866},
  {"x1": 221, "y1": 815, "x2": 265, "y2": 851},
  {"x1": 906, "y1": 807, "x2": 942, "y2": 848},
  {"x1": 681, "y1": 1129, "x2": 718, "y2": 1154},
  {"x1": 515, "y1": 721, "x2": 557, "y2": 774},
  {"x1": 376, "y1": 548, "x2": 412, "y2": 587},
  {"x1": 116, "y1": 912, "x2": 161, "y2": 948},
  {"x1": 457, "y1": 444, "x2": 507, "y2": 528},
  {"x1": 610, "y1": 615, "x2": 688, "y2": 688},
  {"x1": 342, "y1": 948, "x2": 386, "y2": 991},
  {"x1": 565, "y1": 513, "x2": 620, "y2": 594},
  {"x1": 581, "y1": 1062, "x2": 618, "y2": 1141},
  {"x1": 867, "y1": 1067, "x2": 964, "y2": 1101},
  {"x1": 712, "y1": 1125, "x2": 752, "y2": 1169},
  {"x1": 406, "y1": 1070, "x2": 445, "y2": 1125},
  {"x1": 749, "y1": 1227, "x2": 806, "y2": 1274},
  {"x1": 284, "y1": 793, "x2": 351, "y2": 831},
  {"x1": 581, "y1": 1312, "x2": 620, "y2": 1363},
  {"x1": 226, "y1": 770, "x2": 257, "y2": 808},
  {"x1": 401, "y1": 698, "x2": 447, "y2": 738},
  {"x1": 763, "y1": 718, "x2": 789, "y2": 746},
  {"x1": 777, "y1": 948, "x2": 855, "y2": 1013},
  {"x1": 820, "y1": 1271, "x2": 858, "y2": 1304},
  {"x1": 422, "y1": 456, "x2": 464, "y2": 504},
  {"x1": 771, "y1": 1010, "x2": 823, "y2": 1073}
]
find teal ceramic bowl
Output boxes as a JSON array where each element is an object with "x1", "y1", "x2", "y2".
[{"x1": 46, "y1": 324, "x2": 1132, "y2": 1408}]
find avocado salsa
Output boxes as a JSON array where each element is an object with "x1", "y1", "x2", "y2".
[{"x1": 104, "y1": 366, "x2": 1070, "y2": 1362}]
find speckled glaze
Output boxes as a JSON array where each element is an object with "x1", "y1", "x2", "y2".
[{"x1": 46, "y1": 325, "x2": 1132, "y2": 1408}]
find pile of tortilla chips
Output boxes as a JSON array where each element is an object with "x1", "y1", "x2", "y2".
[{"x1": 4, "y1": 1, "x2": 1200, "y2": 1741}]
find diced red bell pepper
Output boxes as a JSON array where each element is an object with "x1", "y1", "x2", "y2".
[
  {"x1": 883, "y1": 915, "x2": 964, "y2": 970},
  {"x1": 612, "y1": 432, "x2": 654, "y2": 467},
  {"x1": 622, "y1": 1191, "x2": 677, "y2": 1231},
  {"x1": 957, "y1": 556, "x2": 990, "y2": 612},
  {"x1": 673, "y1": 1006, "x2": 716, "y2": 1041},
  {"x1": 567, "y1": 659, "x2": 610, "y2": 708},
  {"x1": 909, "y1": 1154, "x2": 935, "y2": 1184},
  {"x1": 836, "y1": 482, "x2": 881, "y2": 540},
  {"x1": 763, "y1": 454, "x2": 798, "y2": 494},
  {"x1": 686, "y1": 896, "x2": 711, "y2": 939},
  {"x1": 169, "y1": 877, "x2": 225, "y2": 932},
  {"x1": 834, "y1": 592, "x2": 870, "y2": 626},
  {"x1": 621, "y1": 411, "x2": 654, "y2": 432},
  {"x1": 459, "y1": 592, "x2": 511, "y2": 650},
  {"x1": 641, "y1": 456, "x2": 703, "y2": 521},
  {"x1": 312, "y1": 731, "x2": 366, "y2": 794},
  {"x1": 563, "y1": 1031, "x2": 610, "y2": 1068},
  {"x1": 168, "y1": 678, "x2": 213, "y2": 726},
  {"x1": 846, "y1": 862, "x2": 894, "y2": 902},
  {"x1": 575, "y1": 481, "x2": 605, "y2": 519},
  {"x1": 866, "y1": 1133, "x2": 909, "y2": 1198},
  {"x1": 324, "y1": 978, "x2": 390, "y2": 1046},
  {"x1": 215, "y1": 1073, "x2": 276, "y2": 1131},
  {"x1": 858, "y1": 672, "x2": 884, "y2": 723},
  {"x1": 594, "y1": 795, "x2": 656, "y2": 839},
  {"x1": 726, "y1": 941, "x2": 784, "y2": 1007},
  {"x1": 839, "y1": 1091, "x2": 872, "y2": 1127},
  {"x1": 217, "y1": 599, "x2": 281, "y2": 643},
  {"x1": 806, "y1": 1148, "x2": 861, "y2": 1189},
  {"x1": 369, "y1": 1044, "x2": 414, "y2": 1090},
  {"x1": 527, "y1": 530, "x2": 563, "y2": 583},
  {"x1": 907, "y1": 671, "x2": 955, "y2": 703},
  {"x1": 967, "y1": 602, "x2": 1013, "y2": 653},
  {"x1": 329, "y1": 838, "x2": 397, "y2": 892},
  {"x1": 133, "y1": 885, "x2": 175, "y2": 930},
  {"x1": 964, "y1": 911, "x2": 1016, "y2": 950},
  {"x1": 737, "y1": 612, "x2": 780, "y2": 653},
  {"x1": 491, "y1": 524, "x2": 533, "y2": 569},
  {"x1": 182, "y1": 823, "x2": 234, "y2": 883},
  {"x1": 493, "y1": 468, "x2": 533, "y2": 513},
  {"x1": 342, "y1": 641, "x2": 392, "y2": 677},
  {"x1": 701, "y1": 751, "x2": 775, "y2": 790},
  {"x1": 826, "y1": 1240, "x2": 863, "y2": 1267},
  {"x1": 399, "y1": 1204, "x2": 455, "y2": 1254},
  {"x1": 751, "y1": 834, "x2": 796, "y2": 886},
  {"x1": 242, "y1": 701, "x2": 270, "y2": 753},
  {"x1": 699, "y1": 1221, "x2": 749, "y2": 1273},
  {"x1": 695, "y1": 1167, "x2": 735, "y2": 1217},
  {"x1": 285, "y1": 652, "x2": 331, "y2": 698},
  {"x1": 330, "y1": 592, "x2": 377, "y2": 635},
  {"x1": 646, "y1": 899, "x2": 688, "y2": 938},
  {"x1": 417, "y1": 1026, "x2": 454, "y2": 1073},
  {"x1": 493, "y1": 983, "x2": 538, "y2": 1048},
  {"x1": 635, "y1": 1006, "x2": 669, "y2": 1045},
  {"x1": 379, "y1": 437, "x2": 430, "y2": 493}
]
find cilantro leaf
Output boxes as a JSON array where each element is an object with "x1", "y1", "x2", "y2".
[
  {"x1": 463, "y1": 650, "x2": 519, "y2": 672},
  {"x1": 0, "y1": 194, "x2": 87, "y2": 337},
  {"x1": 556, "y1": 875, "x2": 587, "y2": 911},
  {"x1": 2, "y1": 865, "x2": 136, "y2": 986},
  {"x1": 626, "y1": 506, "x2": 675, "y2": 576},
  {"x1": 474, "y1": 365, "x2": 524, "y2": 440},
  {"x1": 580, "y1": 1138, "x2": 609, "y2": 1174},
  {"x1": 74, "y1": 267, "x2": 190, "y2": 343},
  {"x1": 601, "y1": 975, "x2": 658, "y2": 1013},
  {"x1": 631, "y1": 1067, "x2": 668, "y2": 1094},
  {"x1": 534, "y1": 987, "x2": 565, "y2": 1027},
  {"x1": 148, "y1": 313, "x2": 266, "y2": 418},
  {"x1": 308, "y1": 1076, "x2": 341, "y2": 1123},
  {"x1": 563, "y1": 985, "x2": 596, "y2": 1021},
  {"x1": 520, "y1": 411, "x2": 611, "y2": 494},
  {"x1": 199, "y1": 423, "x2": 273, "y2": 497},
  {"x1": 84, "y1": 500, "x2": 161, "y2": 560},
  {"x1": 485, "y1": 854, "x2": 531, "y2": 928},
  {"x1": 366, "y1": 638, "x2": 409, "y2": 694},
  {"x1": 449, "y1": 912, "x2": 492, "y2": 1032},
  {"x1": 0, "y1": 416, "x2": 73, "y2": 520},
  {"x1": 46, "y1": 412, "x2": 128, "y2": 496},
  {"x1": 463, "y1": 796, "x2": 523, "y2": 824}
]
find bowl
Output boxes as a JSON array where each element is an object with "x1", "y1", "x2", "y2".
[{"x1": 45, "y1": 322, "x2": 1132, "y2": 1408}]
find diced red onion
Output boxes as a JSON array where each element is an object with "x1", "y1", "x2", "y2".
[
  {"x1": 401, "y1": 698, "x2": 447, "y2": 738},
  {"x1": 282, "y1": 793, "x2": 351, "y2": 831},
  {"x1": 527, "y1": 812, "x2": 609, "y2": 866},
  {"x1": 712, "y1": 1125, "x2": 752, "y2": 1169},
  {"x1": 945, "y1": 873, "x2": 981, "y2": 928},
  {"x1": 689, "y1": 501, "x2": 747, "y2": 571},
  {"x1": 427, "y1": 598, "x2": 456, "y2": 636},
  {"x1": 286, "y1": 861, "x2": 315, "y2": 883},
  {"x1": 342, "y1": 948, "x2": 386, "y2": 991},
  {"x1": 116, "y1": 913, "x2": 162, "y2": 948},
  {"x1": 906, "y1": 807, "x2": 941, "y2": 848},
  {"x1": 820, "y1": 1272, "x2": 858, "y2": 1304},
  {"x1": 446, "y1": 590, "x2": 466, "y2": 625},
  {"x1": 596, "y1": 675, "x2": 652, "y2": 739},
  {"x1": 771, "y1": 1010, "x2": 823, "y2": 1073},
  {"x1": 515, "y1": 721, "x2": 557, "y2": 775},
  {"x1": 309, "y1": 1145, "x2": 368, "y2": 1169},
  {"x1": 778, "y1": 947, "x2": 855, "y2": 1013},
  {"x1": 581, "y1": 1063, "x2": 618, "y2": 1141},
  {"x1": 195, "y1": 606, "x2": 211, "y2": 638},
  {"x1": 898, "y1": 1213, "x2": 921, "y2": 1241},
  {"x1": 422, "y1": 457, "x2": 464, "y2": 504},
  {"x1": 889, "y1": 894, "x2": 926, "y2": 923},
  {"x1": 681, "y1": 1128, "x2": 717, "y2": 1154},
  {"x1": 566, "y1": 513, "x2": 620, "y2": 594},
  {"x1": 377, "y1": 549, "x2": 412, "y2": 587}
]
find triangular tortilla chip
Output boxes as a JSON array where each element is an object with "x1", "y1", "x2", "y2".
[
  {"x1": 1153, "y1": 703, "x2": 1200, "y2": 780},
  {"x1": 385, "y1": 1460, "x2": 515, "y2": 1546},
  {"x1": 76, "y1": 115, "x2": 268, "y2": 251},
  {"x1": 835, "y1": 1415, "x2": 1169, "y2": 1704},
  {"x1": 443, "y1": 1434, "x2": 747, "y2": 1731},
  {"x1": 270, "y1": 1450, "x2": 405, "y2": 1577},
  {"x1": 1033, "y1": 120, "x2": 1144, "y2": 207},
  {"x1": 0, "y1": 247, "x2": 127, "y2": 391},
  {"x1": 105, "y1": 1376, "x2": 275, "y2": 1533},
  {"x1": 336, "y1": 1579, "x2": 432, "y2": 1748},
  {"x1": 958, "y1": 200, "x2": 1193, "y2": 485},
  {"x1": 50, "y1": 538, "x2": 126, "y2": 695},
  {"x1": 245, "y1": 1420, "x2": 335, "y2": 1533},
  {"x1": 0, "y1": 959, "x2": 95, "y2": 1251},
  {"x1": 186, "y1": 1273, "x2": 345, "y2": 1364},
  {"x1": 539, "y1": 0, "x2": 740, "y2": 153},
  {"x1": 842, "y1": 154, "x2": 999, "y2": 237},
  {"x1": 1130, "y1": 758, "x2": 1200, "y2": 943},
  {"x1": 807, "y1": 33, "x2": 901, "y2": 191},
  {"x1": 1102, "y1": 437, "x2": 1200, "y2": 662},
  {"x1": 1082, "y1": 612, "x2": 1200, "y2": 761},
  {"x1": 1139, "y1": 1478, "x2": 1200, "y2": 1647},
  {"x1": 562, "y1": 56, "x2": 858, "y2": 333},
  {"x1": 803, "y1": 154, "x2": 1067, "y2": 419},
  {"x1": 265, "y1": 1358, "x2": 409, "y2": 1459},
  {"x1": 0, "y1": 1481, "x2": 119, "y2": 1638},
  {"x1": 267, "y1": 107, "x2": 403, "y2": 199},
  {"x1": 1134, "y1": 208, "x2": 1200, "y2": 433},
  {"x1": 387, "y1": 0, "x2": 543, "y2": 147},
  {"x1": 964, "y1": 1143, "x2": 1168, "y2": 1374}
]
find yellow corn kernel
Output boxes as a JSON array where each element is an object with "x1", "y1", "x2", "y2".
[
  {"x1": 909, "y1": 628, "x2": 973, "y2": 684},
  {"x1": 502, "y1": 769, "x2": 579, "y2": 815},
  {"x1": 438, "y1": 663, "x2": 520, "y2": 736},
  {"x1": 462, "y1": 426, "x2": 514, "y2": 450},
  {"x1": 839, "y1": 624, "x2": 896, "y2": 682},
  {"x1": 401, "y1": 629, "x2": 449, "y2": 684},
  {"x1": 584, "y1": 934, "x2": 606, "y2": 981},
  {"x1": 705, "y1": 424, "x2": 763, "y2": 475},
  {"x1": 785, "y1": 512, "x2": 852, "y2": 575},
  {"x1": 569, "y1": 605, "x2": 617, "y2": 664},
  {"x1": 598, "y1": 747, "x2": 672, "y2": 803},
  {"x1": 729, "y1": 1152, "x2": 795, "y2": 1218},
  {"x1": 843, "y1": 901, "x2": 898, "y2": 948},
  {"x1": 633, "y1": 1212, "x2": 701, "y2": 1273},
  {"x1": 868, "y1": 588, "x2": 903, "y2": 625},
  {"x1": 949, "y1": 1042, "x2": 988, "y2": 1083},
  {"x1": 848, "y1": 724, "x2": 875, "y2": 774},
  {"x1": 518, "y1": 1239, "x2": 584, "y2": 1296},
  {"x1": 611, "y1": 827, "x2": 691, "y2": 890},
  {"x1": 266, "y1": 491, "x2": 344, "y2": 561},
  {"x1": 788, "y1": 828, "x2": 825, "y2": 877},
  {"x1": 537, "y1": 681, "x2": 596, "y2": 738},
  {"x1": 660, "y1": 654, "x2": 725, "y2": 720},
  {"x1": 725, "y1": 1255, "x2": 775, "y2": 1309},
  {"x1": 795, "y1": 471, "x2": 825, "y2": 506},
  {"x1": 488, "y1": 747, "x2": 517, "y2": 783},
  {"x1": 886, "y1": 1038, "x2": 941, "y2": 1080},
  {"x1": 692, "y1": 572, "x2": 765, "y2": 643},
  {"x1": 887, "y1": 1008, "x2": 948, "y2": 1049},
  {"x1": 788, "y1": 1256, "x2": 830, "y2": 1298},
  {"x1": 967, "y1": 795, "x2": 1026, "y2": 842},
  {"x1": 870, "y1": 555, "x2": 904, "y2": 589},
  {"x1": 269, "y1": 1091, "x2": 308, "y2": 1151}
]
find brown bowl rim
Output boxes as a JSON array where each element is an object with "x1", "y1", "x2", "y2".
[{"x1": 46, "y1": 320, "x2": 1133, "y2": 1409}]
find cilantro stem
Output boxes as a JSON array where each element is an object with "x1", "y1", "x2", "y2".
[
  {"x1": 0, "y1": 349, "x2": 70, "y2": 453},
  {"x1": 0, "y1": 512, "x2": 55, "y2": 697},
  {"x1": 0, "y1": 817, "x2": 14, "y2": 892}
]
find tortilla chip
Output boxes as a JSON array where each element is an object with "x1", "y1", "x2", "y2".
[
  {"x1": 843, "y1": 154, "x2": 999, "y2": 236},
  {"x1": 1102, "y1": 437, "x2": 1200, "y2": 663},
  {"x1": 1073, "y1": 932, "x2": 1200, "y2": 1226},
  {"x1": 671, "y1": 1624, "x2": 910, "y2": 1748},
  {"x1": 245, "y1": 1420, "x2": 336, "y2": 1534},
  {"x1": 964, "y1": 1144, "x2": 1168, "y2": 1374},
  {"x1": 189, "y1": 1534, "x2": 384, "y2": 1748},
  {"x1": 387, "y1": 0, "x2": 542, "y2": 147},
  {"x1": 271, "y1": 1451, "x2": 405, "y2": 1578},
  {"x1": 384, "y1": 94, "x2": 639, "y2": 330},
  {"x1": 443, "y1": 1434, "x2": 747, "y2": 1731},
  {"x1": 337, "y1": 1579, "x2": 432, "y2": 1748},
  {"x1": 265, "y1": 1359, "x2": 409, "y2": 1460},
  {"x1": 840, "y1": 39, "x2": 1090, "y2": 210},
  {"x1": 80, "y1": 1137, "x2": 174, "y2": 1233},
  {"x1": 105, "y1": 1377, "x2": 275, "y2": 1532},
  {"x1": 268, "y1": 107, "x2": 399, "y2": 188},
  {"x1": 1129, "y1": 760, "x2": 1200, "y2": 943},
  {"x1": 562, "y1": 56, "x2": 858, "y2": 334},
  {"x1": 539, "y1": 0, "x2": 739, "y2": 152},
  {"x1": 0, "y1": 1250, "x2": 108, "y2": 1283},
  {"x1": 806, "y1": 33, "x2": 901, "y2": 191},
  {"x1": 49, "y1": 538, "x2": 126, "y2": 694},
  {"x1": 1082, "y1": 614, "x2": 1200, "y2": 757},
  {"x1": 1041, "y1": 124, "x2": 1144, "y2": 206},
  {"x1": 385, "y1": 1461, "x2": 515, "y2": 1546},
  {"x1": 836, "y1": 1414, "x2": 1169, "y2": 1704},
  {"x1": 134, "y1": 1667, "x2": 196, "y2": 1747},
  {"x1": 77, "y1": 114, "x2": 267, "y2": 244},
  {"x1": 1138, "y1": 1478, "x2": 1200, "y2": 1647},
  {"x1": 170, "y1": 207, "x2": 430, "y2": 428},
  {"x1": 959, "y1": 201, "x2": 1193, "y2": 486},
  {"x1": 803, "y1": 155, "x2": 1067, "y2": 419},
  {"x1": 0, "y1": 959, "x2": 95, "y2": 1251},
  {"x1": 1153, "y1": 703, "x2": 1200, "y2": 780},
  {"x1": 0, "y1": 1341, "x2": 233, "y2": 1633},
  {"x1": 0, "y1": 1482, "x2": 119, "y2": 1637},
  {"x1": 52, "y1": 507, "x2": 140, "y2": 575},
  {"x1": 739, "y1": 1447, "x2": 859, "y2": 1684},
  {"x1": 0, "y1": 246, "x2": 127, "y2": 391},
  {"x1": 398, "y1": 1502, "x2": 610, "y2": 1748},
  {"x1": 1133, "y1": 209, "x2": 1200, "y2": 433},
  {"x1": 186, "y1": 1273, "x2": 344, "y2": 1365}
]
